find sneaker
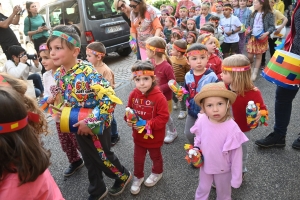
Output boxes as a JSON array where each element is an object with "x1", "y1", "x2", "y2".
[
  {"x1": 108, "y1": 171, "x2": 132, "y2": 196},
  {"x1": 173, "y1": 102, "x2": 178, "y2": 110},
  {"x1": 64, "y1": 158, "x2": 84, "y2": 177},
  {"x1": 130, "y1": 176, "x2": 144, "y2": 195},
  {"x1": 111, "y1": 135, "x2": 120, "y2": 147},
  {"x1": 255, "y1": 132, "x2": 286, "y2": 148},
  {"x1": 292, "y1": 136, "x2": 300, "y2": 149},
  {"x1": 164, "y1": 130, "x2": 178, "y2": 144},
  {"x1": 88, "y1": 188, "x2": 108, "y2": 200},
  {"x1": 178, "y1": 111, "x2": 187, "y2": 119},
  {"x1": 144, "y1": 173, "x2": 162, "y2": 187}
]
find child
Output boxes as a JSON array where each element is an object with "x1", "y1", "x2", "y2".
[
  {"x1": 86, "y1": 41, "x2": 121, "y2": 146},
  {"x1": 221, "y1": 54, "x2": 267, "y2": 179},
  {"x1": 198, "y1": 34, "x2": 222, "y2": 80},
  {"x1": 211, "y1": 0, "x2": 225, "y2": 19},
  {"x1": 181, "y1": 19, "x2": 188, "y2": 36},
  {"x1": 126, "y1": 60, "x2": 169, "y2": 195},
  {"x1": 209, "y1": 15, "x2": 225, "y2": 45},
  {"x1": 145, "y1": 37, "x2": 178, "y2": 144},
  {"x1": 234, "y1": 0, "x2": 252, "y2": 54},
  {"x1": 195, "y1": 3, "x2": 212, "y2": 29},
  {"x1": 177, "y1": 6, "x2": 189, "y2": 26},
  {"x1": 160, "y1": 9, "x2": 170, "y2": 27},
  {"x1": 246, "y1": 0, "x2": 275, "y2": 81},
  {"x1": 186, "y1": 31, "x2": 198, "y2": 49},
  {"x1": 199, "y1": 25, "x2": 223, "y2": 59},
  {"x1": 166, "y1": 5, "x2": 174, "y2": 15},
  {"x1": 190, "y1": 82, "x2": 248, "y2": 199},
  {"x1": 166, "y1": 27, "x2": 184, "y2": 56},
  {"x1": 0, "y1": 86, "x2": 64, "y2": 199},
  {"x1": 189, "y1": 6, "x2": 196, "y2": 18},
  {"x1": 247, "y1": 0, "x2": 253, "y2": 7},
  {"x1": 164, "y1": 16, "x2": 176, "y2": 44},
  {"x1": 160, "y1": 4, "x2": 166, "y2": 11},
  {"x1": 175, "y1": 0, "x2": 196, "y2": 18},
  {"x1": 47, "y1": 25, "x2": 132, "y2": 199},
  {"x1": 40, "y1": 43, "x2": 84, "y2": 177},
  {"x1": 220, "y1": 4, "x2": 242, "y2": 58},
  {"x1": 232, "y1": 0, "x2": 239, "y2": 9},
  {"x1": 181, "y1": 44, "x2": 218, "y2": 144},
  {"x1": 195, "y1": 6, "x2": 201, "y2": 18},
  {"x1": 187, "y1": 18, "x2": 197, "y2": 32},
  {"x1": 170, "y1": 39, "x2": 190, "y2": 119}
]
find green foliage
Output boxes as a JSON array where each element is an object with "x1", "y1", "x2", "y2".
[{"x1": 148, "y1": 0, "x2": 177, "y2": 15}]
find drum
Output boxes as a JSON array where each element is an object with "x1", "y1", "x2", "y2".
[
  {"x1": 261, "y1": 50, "x2": 300, "y2": 90},
  {"x1": 60, "y1": 107, "x2": 100, "y2": 134}
]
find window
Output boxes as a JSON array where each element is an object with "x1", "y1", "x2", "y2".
[
  {"x1": 85, "y1": 0, "x2": 120, "y2": 20},
  {"x1": 63, "y1": 1, "x2": 80, "y2": 24},
  {"x1": 49, "y1": 4, "x2": 62, "y2": 27}
]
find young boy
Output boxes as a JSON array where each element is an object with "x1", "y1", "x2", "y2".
[
  {"x1": 209, "y1": 15, "x2": 224, "y2": 45},
  {"x1": 166, "y1": 27, "x2": 184, "y2": 56},
  {"x1": 86, "y1": 42, "x2": 120, "y2": 146},
  {"x1": 211, "y1": 0, "x2": 225, "y2": 19},
  {"x1": 170, "y1": 40, "x2": 190, "y2": 119},
  {"x1": 177, "y1": 6, "x2": 189, "y2": 26},
  {"x1": 219, "y1": 4, "x2": 242, "y2": 58}
]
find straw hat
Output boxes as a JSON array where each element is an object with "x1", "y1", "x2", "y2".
[{"x1": 194, "y1": 82, "x2": 237, "y2": 107}]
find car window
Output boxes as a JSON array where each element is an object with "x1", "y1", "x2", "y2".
[
  {"x1": 85, "y1": 0, "x2": 121, "y2": 20},
  {"x1": 63, "y1": 1, "x2": 80, "y2": 24},
  {"x1": 49, "y1": 4, "x2": 62, "y2": 27}
]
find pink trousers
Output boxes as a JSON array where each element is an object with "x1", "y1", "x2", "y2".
[{"x1": 195, "y1": 168, "x2": 232, "y2": 200}]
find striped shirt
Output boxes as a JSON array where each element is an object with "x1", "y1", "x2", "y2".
[{"x1": 170, "y1": 56, "x2": 190, "y2": 82}]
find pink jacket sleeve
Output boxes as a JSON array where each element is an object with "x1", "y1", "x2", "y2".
[
  {"x1": 190, "y1": 113, "x2": 203, "y2": 148},
  {"x1": 230, "y1": 146, "x2": 243, "y2": 188}
]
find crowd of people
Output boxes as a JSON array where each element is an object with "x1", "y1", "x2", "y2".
[{"x1": 0, "y1": 0, "x2": 299, "y2": 199}]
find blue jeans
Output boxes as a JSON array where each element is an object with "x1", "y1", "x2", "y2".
[
  {"x1": 27, "y1": 73, "x2": 44, "y2": 97},
  {"x1": 274, "y1": 86, "x2": 299, "y2": 136},
  {"x1": 111, "y1": 116, "x2": 119, "y2": 137}
]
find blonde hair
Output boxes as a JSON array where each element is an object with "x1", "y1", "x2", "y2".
[
  {"x1": 145, "y1": 36, "x2": 172, "y2": 65},
  {"x1": 222, "y1": 54, "x2": 254, "y2": 96},
  {"x1": 201, "y1": 97, "x2": 232, "y2": 122}
]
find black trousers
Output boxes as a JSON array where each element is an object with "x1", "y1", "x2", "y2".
[
  {"x1": 33, "y1": 36, "x2": 48, "y2": 74},
  {"x1": 261, "y1": 37, "x2": 277, "y2": 66},
  {"x1": 75, "y1": 126, "x2": 128, "y2": 196}
]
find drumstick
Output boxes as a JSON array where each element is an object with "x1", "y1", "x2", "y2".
[{"x1": 49, "y1": 105, "x2": 62, "y2": 113}]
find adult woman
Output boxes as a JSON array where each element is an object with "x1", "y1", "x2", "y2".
[
  {"x1": 129, "y1": 0, "x2": 163, "y2": 60},
  {"x1": 24, "y1": 2, "x2": 49, "y2": 73},
  {"x1": 4, "y1": 45, "x2": 44, "y2": 98},
  {"x1": 255, "y1": 0, "x2": 300, "y2": 149}
]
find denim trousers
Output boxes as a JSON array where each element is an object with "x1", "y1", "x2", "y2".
[
  {"x1": 274, "y1": 86, "x2": 299, "y2": 136},
  {"x1": 27, "y1": 73, "x2": 44, "y2": 97}
]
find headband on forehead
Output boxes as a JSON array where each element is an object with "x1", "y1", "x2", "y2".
[
  {"x1": 86, "y1": 48, "x2": 105, "y2": 57},
  {"x1": 180, "y1": 7, "x2": 188, "y2": 11},
  {"x1": 186, "y1": 50, "x2": 207, "y2": 57},
  {"x1": 173, "y1": 44, "x2": 186, "y2": 53},
  {"x1": 39, "y1": 43, "x2": 48, "y2": 52},
  {"x1": 188, "y1": 32, "x2": 197, "y2": 39},
  {"x1": 223, "y1": 6, "x2": 233, "y2": 10},
  {"x1": 146, "y1": 44, "x2": 165, "y2": 53},
  {"x1": 222, "y1": 65, "x2": 251, "y2": 72},
  {"x1": 172, "y1": 29, "x2": 183, "y2": 37},
  {"x1": 200, "y1": 30, "x2": 210, "y2": 34},
  {"x1": 133, "y1": 70, "x2": 155, "y2": 76},
  {"x1": 167, "y1": 16, "x2": 175, "y2": 24},
  {"x1": 51, "y1": 31, "x2": 80, "y2": 47},
  {"x1": 202, "y1": 34, "x2": 212, "y2": 44},
  {"x1": 187, "y1": 19, "x2": 196, "y2": 24}
]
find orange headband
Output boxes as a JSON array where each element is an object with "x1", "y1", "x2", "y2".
[
  {"x1": 173, "y1": 44, "x2": 186, "y2": 53},
  {"x1": 146, "y1": 44, "x2": 165, "y2": 53},
  {"x1": 172, "y1": 30, "x2": 183, "y2": 37},
  {"x1": 200, "y1": 30, "x2": 210, "y2": 34},
  {"x1": 187, "y1": 19, "x2": 196, "y2": 24},
  {"x1": 222, "y1": 65, "x2": 251, "y2": 72},
  {"x1": 223, "y1": 6, "x2": 233, "y2": 11},
  {"x1": 133, "y1": 70, "x2": 155, "y2": 76},
  {"x1": 188, "y1": 32, "x2": 197, "y2": 39},
  {"x1": 202, "y1": 35, "x2": 212, "y2": 44},
  {"x1": 86, "y1": 48, "x2": 105, "y2": 57},
  {"x1": 186, "y1": 50, "x2": 207, "y2": 57},
  {"x1": 167, "y1": 17, "x2": 175, "y2": 24}
]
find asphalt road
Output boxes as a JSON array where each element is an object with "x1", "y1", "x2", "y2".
[{"x1": 44, "y1": 51, "x2": 300, "y2": 200}]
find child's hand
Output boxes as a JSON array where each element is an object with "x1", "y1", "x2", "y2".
[
  {"x1": 188, "y1": 149, "x2": 198, "y2": 158},
  {"x1": 73, "y1": 120, "x2": 94, "y2": 136},
  {"x1": 255, "y1": 111, "x2": 262, "y2": 123},
  {"x1": 259, "y1": 32, "x2": 269, "y2": 40},
  {"x1": 47, "y1": 96, "x2": 55, "y2": 104},
  {"x1": 225, "y1": 31, "x2": 232, "y2": 36},
  {"x1": 127, "y1": 120, "x2": 133, "y2": 127},
  {"x1": 133, "y1": 124, "x2": 143, "y2": 131}
]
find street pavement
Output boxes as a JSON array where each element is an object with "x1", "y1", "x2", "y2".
[{"x1": 44, "y1": 52, "x2": 300, "y2": 200}]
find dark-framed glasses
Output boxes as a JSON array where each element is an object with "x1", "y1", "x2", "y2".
[
  {"x1": 129, "y1": 3, "x2": 139, "y2": 8},
  {"x1": 117, "y1": 3, "x2": 125, "y2": 10}
]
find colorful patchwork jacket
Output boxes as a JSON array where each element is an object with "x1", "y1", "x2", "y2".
[{"x1": 53, "y1": 61, "x2": 122, "y2": 134}]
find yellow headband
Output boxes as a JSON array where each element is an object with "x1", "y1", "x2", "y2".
[
  {"x1": 146, "y1": 44, "x2": 165, "y2": 53},
  {"x1": 187, "y1": 50, "x2": 207, "y2": 57},
  {"x1": 133, "y1": 70, "x2": 155, "y2": 76},
  {"x1": 222, "y1": 65, "x2": 251, "y2": 72},
  {"x1": 202, "y1": 35, "x2": 212, "y2": 44}
]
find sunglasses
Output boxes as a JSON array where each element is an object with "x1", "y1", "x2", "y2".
[
  {"x1": 18, "y1": 52, "x2": 27, "y2": 58},
  {"x1": 129, "y1": 3, "x2": 139, "y2": 8},
  {"x1": 117, "y1": 3, "x2": 125, "y2": 10}
]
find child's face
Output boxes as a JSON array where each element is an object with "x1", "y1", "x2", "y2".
[
  {"x1": 205, "y1": 38, "x2": 216, "y2": 54},
  {"x1": 189, "y1": 10, "x2": 195, "y2": 17},
  {"x1": 216, "y1": 4, "x2": 223, "y2": 12},
  {"x1": 232, "y1": 0, "x2": 239, "y2": 7},
  {"x1": 223, "y1": 8, "x2": 232, "y2": 17},
  {"x1": 167, "y1": 7, "x2": 174, "y2": 14},
  {"x1": 220, "y1": 71, "x2": 233, "y2": 85},
  {"x1": 239, "y1": 0, "x2": 247, "y2": 7},
  {"x1": 180, "y1": 9, "x2": 188, "y2": 18},
  {"x1": 187, "y1": 21, "x2": 195, "y2": 31},
  {"x1": 253, "y1": 0, "x2": 263, "y2": 11},
  {"x1": 202, "y1": 96, "x2": 228, "y2": 123},
  {"x1": 210, "y1": 20, "x2": 219, "y2": 27},
  {"x1": 195, "y1": 9, "x2": 201, "y2": 15},
  {"x1": 186, "y1": 35, "x2": 195, "y2": 44},
  {"x1": 146, "y1": 48, "x2": 155, "y2": 59},
  {"x1": 40, "y1": 51, "x2": 56, "y2": 71},
  {"x1": 86, "y1": 51, "x2": 101, "y2": 65},
  {"x1": 160, "y1": 6, "x2": 166, "y2": 11},
  {"x1": 134, "y1": 75, "x2": 154, "y2": 94},
  {"x1": 187, "y1": 53, "x2": 208, "y2": 72},
  {"x1": 170, "y1": 36, "x2": 178, "y2": 44},
  {"x1": 171, "y1": 47, "x2": 179, "y2": 56},
  {"x1": 164, "y1": 18, "x2": 172, "y2": 27},
  {"x1": 161, "y1": 12, "x2": 168, "y2": 19},
  {"x1": 201, "y1": 7, "x2": 209, "y2": 15}
]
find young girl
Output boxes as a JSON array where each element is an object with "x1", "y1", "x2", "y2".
[
  {"x1": 166, "y1": 27, "x2": 184, "y2": 56},
  {"x1": 47, "y1": 25, "x2": 131, "y2": 199},
  {"x1": 182, "y1": 44, "x2": 218, "y2": 144},
  {"x1": 187, "y1": 18, "x2": 197, "y2": 32},
  {"x1": 221, "y1": 54, "x2": 267, "y2": 178},
  {"x1": 40, "y1": 43, "x2": 84, "y2": 177},
  {"x1": 246, "y1": 0, "x2": 275, "y2": 81},
  {"x1": 145, "y1": 37, "x2": 177, "y2": 144},
  {"x1": 86, "y1": 41, "x2": 120, "y2": 146},
  {"x1": 170, "y1": 39, "x2": 190, "y2": 119},
  {"x1": 195, "y1": 3, "x2": 212, "y2": 29},
  {"x1": 181, "y1": 19, "x2": 188, "y2": 36},
  {"x1": 164, "y1": 16, "x2": 176, "y2": 44},
  {"x1": 0, "y1": 86, "x2": 64, "y2": 199},
  {"x1": 159, "y1": 9, "x2": 170, "y2": 27},
  {"x1": 234, "y1": 0, "x2": 252, "y2": 54},
  {"x1": 190, "y1": 82, "x2": 248, "y2": 199},
  {"x1": 198, "y1": 34, "x2": 222, "y2": 80},
  {"x1": 232, "y1": 0, "x2": 240, "y2": 9},
  {"x1": 126, "y1": 60, "x2": 169, "y2": 195},
  {"x1": 195, "y1": 6, "x2": 201, "y2": 18},
  {"x1": 186, "y1": 31, "x2": 198, "y2": 49}
]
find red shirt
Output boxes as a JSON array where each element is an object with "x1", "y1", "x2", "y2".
[
  {"x1": 206, "y1": 54, "x2": 222, "y2": 80},
  {"x1": 125, "y1": 86, "x2": 170, "y2": 148},
  {"x1": 231, "y1": 87, "x2": 267, "y2": 132}
]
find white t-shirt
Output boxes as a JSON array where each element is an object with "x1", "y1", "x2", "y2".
[
  {"x1": 42, "y1": 70, "x2": 56, "y2": 97},
  {"x1": 252, "y1": 12, "x2": 264, "y2": 36},
  {"x1": 220, "y1": 15, "x2": 242, "y2": 43}
]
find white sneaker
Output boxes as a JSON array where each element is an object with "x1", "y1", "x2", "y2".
[
  {"x1": 130, "y1": 176, "x2": 144, "y2": 195},
  {"x1": 164, "y1": 130, "x2": 178, "y2": 144},
  {"x1": 144, "y1": 173, "x2": 162, "y2": 187},
  {"x1": 251, "y1": 68, "x2": 259, "y2": 81},
  {"x1": 173, "y1": 102, "x2": 178, "y2": 110},
  {"x1": 178, "y1": 111, "x2": 187, "y2": 119}
]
